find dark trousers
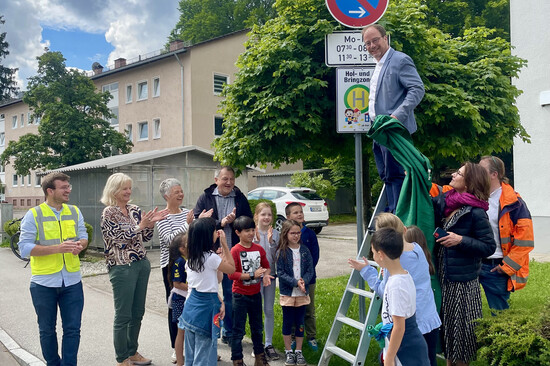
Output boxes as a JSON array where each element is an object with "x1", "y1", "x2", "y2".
[
  {"x1": 29, "y1": 281, "x2": 84, "y2": 366},
  {"x1": 222, "y1": 274, "x2": 234, "y2": 338},
  {"x1": 162, "y1": 266, "x2": 178, "y2": 348},
  {"x1": 479, "y1": 261, "x2": 511, "y2": 312},
  {"x1": 282, "y1": 306, "x2": 306, "y2": 337},
  {"x1": 231, "y1": 292, "x2": 264, "y2": 360},
  {"x1": 373, "y1": 141, "x2": 405, "y2": 213},
  {"x1": 423, "y1": 327, "x2": 439, "y2": 366}
]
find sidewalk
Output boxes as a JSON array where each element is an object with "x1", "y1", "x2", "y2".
[{"x1": 0, "y1": 339, "x2": 20, "y2": 366}]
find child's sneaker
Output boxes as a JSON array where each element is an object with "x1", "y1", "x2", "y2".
[
  {"x1": 284, "y1": 351, "x2": 296, "y2": 366},
  {"x1": 265, "y1": 345, "x2": 279, "y2": 360},
  {"x1": 307, "y1": 338, "x2": 318, "y2": 352},
  {"x1": 295, "y1": 351, "x2": 307, "y2": 366}
]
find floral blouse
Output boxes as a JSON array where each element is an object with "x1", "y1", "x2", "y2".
[{"x1": 101, "y1": 204, "x2": 154, "y2": 269}]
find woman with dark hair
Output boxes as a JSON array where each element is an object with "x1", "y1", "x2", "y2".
[
  {"x1": 180, "y1": 218, "x2": 235, "y2": 366},
  {"x1": 433, "y1": 162, "x2": 496, "y2": 366}
]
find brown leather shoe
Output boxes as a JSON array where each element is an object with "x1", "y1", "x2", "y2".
[
  {"x1": 255, "y1": 352, "x2": 270, "y2": 366},
  {"x1": 128, "y1": 352, "x2": 152, "y2": 365},
  {"x1": 117, "y1": 359, "x2": 133, "y2": 366},
  {"x1": 233, "y1": 360, "x2": 247, "y2": 366}
]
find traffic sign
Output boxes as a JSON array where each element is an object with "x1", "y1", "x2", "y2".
[
  {"x1": 336, "y1": 67, "x2": 375, "y2": 133},
  {"x1": 325, "y1": 31, "x2": 376, "y2": 67},
  {"x1": 326, "y1": 0, "x2": 389, "y2": 28}
]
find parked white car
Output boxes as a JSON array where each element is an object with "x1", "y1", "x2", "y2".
[{"x1": 247, "y1": 186, "x2": 329, "y2": 234}]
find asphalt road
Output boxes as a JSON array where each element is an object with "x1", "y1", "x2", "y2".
[{"x1": 0, "y1": 224, "x2": 360, "y2": 366}]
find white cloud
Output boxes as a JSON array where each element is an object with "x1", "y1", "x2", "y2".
[{"x1": 2, "y1": 0, "x2": 179, "y2": 90}]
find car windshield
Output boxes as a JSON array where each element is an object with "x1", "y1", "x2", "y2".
[{"x1": 291, "y1": 191, "x2": 322, "y2": 200}]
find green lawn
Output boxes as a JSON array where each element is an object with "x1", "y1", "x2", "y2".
[{"x1": 264, "y1": 260, "x2": 550, "y2": 365}]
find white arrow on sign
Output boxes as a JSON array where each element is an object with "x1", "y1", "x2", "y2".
[{"x1": 349, "y1": 7, "x2": 366, "y2": 17}]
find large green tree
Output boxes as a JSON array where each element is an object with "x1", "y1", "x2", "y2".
[
  {"x1": 424, "y1": 0, "x2": 510, "y2": 39},
  {"x1": 214, "y1": 0, "x2": 528, "y2": 219},
  {"x1": 0, "y1": 51, "x2": 132, "y2": 175},
  {"x1": 0, "y1": 15, "x2": 18, "y2": 102},
  {"x1": 168, "y1": 0, "x2": 276, "y2": 44}
]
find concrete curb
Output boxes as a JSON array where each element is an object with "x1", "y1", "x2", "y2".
[{"x1": 0, "y1": 328, "x2": 45, "y2": 366}]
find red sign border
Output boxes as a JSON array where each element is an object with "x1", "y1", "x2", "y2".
[{"x1": 326, "y1": 0, "x2": 388, "y2": 28}]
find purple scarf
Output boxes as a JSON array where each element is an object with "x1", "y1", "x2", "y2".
[{"x1": 444, "y1": 189, "x2": 489, "y2": 217}]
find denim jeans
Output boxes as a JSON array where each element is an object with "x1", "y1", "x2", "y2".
[
  {"x1": 162, "y1": 266, "x2": 178, "y2": 348},
  {"x1": 231, "y1": 292, "x2": 264, "y2": 360},
  {"x1": 109, "y1": 258, "x2": 151, "y2": 362},
  {"x1": 221, "y1": 274, "x2": 233, "y2": 339},
  {"x1": 479, "y1": 262, "x2": 511, "y2": 312},
  {"x1": 373, "y1": 141, "x2": 405, "y2": 213},
  {"x1": 184, "y1": 329, "x2": 218, "y2": 366},
  {"x1": 29, "y1": 281, "x2": 84, "y2": 366}
]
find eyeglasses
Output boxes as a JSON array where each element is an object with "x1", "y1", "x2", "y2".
[
  {"x1": 289, "y1": 232, "x2": 301, "y2": 236},
  {"x1": 455, "y1": 170, "x2": 464, "y2": 177},
  {"x1": 55, "y1": 184, "x2": 72, "y2": 191},
  {"x1": 364, "y1": 36, "x2": 383, "y2": 47}
]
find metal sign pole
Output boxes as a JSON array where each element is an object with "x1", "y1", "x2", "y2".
[{"x1": 355, "y1": 132, "x2": 366, "y2": 322}]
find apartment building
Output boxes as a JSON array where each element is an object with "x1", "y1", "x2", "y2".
[{"x1": 0, "y1": 30, "x2": 252, "y2": 214}]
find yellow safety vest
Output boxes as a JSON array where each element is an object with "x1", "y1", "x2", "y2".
[{"x1": 30, "y1": 202, "x2": 81, "y2": 275}]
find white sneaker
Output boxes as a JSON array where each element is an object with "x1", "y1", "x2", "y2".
[{"x1": 171, "y1": 350, "x2": 177, "y2": 364}]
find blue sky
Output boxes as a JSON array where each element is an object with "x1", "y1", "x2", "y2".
[
  {"x1": 2, "y1": 0, "x2": 180, "y2": 90},
  {"x1": 41, "y1": 27, "x2": 114, "y2": 71}
]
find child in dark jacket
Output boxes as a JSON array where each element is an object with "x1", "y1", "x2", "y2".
[{"x1": 276, "y1": 220, "x2": 314, "y2": 366}]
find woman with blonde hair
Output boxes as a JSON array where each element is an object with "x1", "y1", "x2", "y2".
[{"x1": 100, "y1": 173, "x2": 169, "y2": 366}]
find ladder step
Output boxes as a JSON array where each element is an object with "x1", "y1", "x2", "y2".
[
  {"x1": 347, "y1": 286, "x2": 375, "y2": 299},
  {"x1": 336, "y1": 315, "x2": 365, "y2": 331},
  {"x1": 325, "y1": 346, "x2": 356, "y2": 364}
]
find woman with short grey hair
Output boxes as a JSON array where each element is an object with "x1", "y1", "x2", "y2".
[{"x1": 156, "y1": 178, "x2": 194, "y2": 362}]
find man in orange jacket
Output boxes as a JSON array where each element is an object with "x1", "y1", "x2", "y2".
[{"x1": 479, "y1": 156, "x2": 534, "y2": 311}]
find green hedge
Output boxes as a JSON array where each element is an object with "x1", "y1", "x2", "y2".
[
  {"x1": 476, "y1": 300, "x2": 550, "y2": 365},
  {"x1": 247, "y1": 199, "x2": 277, "y2": 227}
]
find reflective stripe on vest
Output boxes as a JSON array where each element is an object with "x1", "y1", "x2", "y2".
[{"x1": 30, "y1": 203, "x2": 81, "y2": 275}]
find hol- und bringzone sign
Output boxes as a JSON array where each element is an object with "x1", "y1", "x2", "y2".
[{"x1": 326, "y1": 0, "x2": 389, "y2": 28}]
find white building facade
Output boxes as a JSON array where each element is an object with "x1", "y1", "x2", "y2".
[{"x1": 511, "y1": 0, "x2": 550, "y2": 253}]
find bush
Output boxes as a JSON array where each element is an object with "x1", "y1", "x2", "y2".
[
  {"x1": 4, "y1": 218, "x2": 21, "y2": 237},
  {"x1": 79, "y1": 222, "x2": 94, "y2": 258},
  {"x1": 289, "y1": 172, "x2": 336, "y2": 200},
  {"x1": 476, "y1": 301, "x2": 550, "y2": 365},
  {"x1": 247, "y1": 199, "x2": 278, "y2": 226}
]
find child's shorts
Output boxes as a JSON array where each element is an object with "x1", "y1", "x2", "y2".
[{"x1": 172, "y1": 298, "x2": 186, "y2": 323}]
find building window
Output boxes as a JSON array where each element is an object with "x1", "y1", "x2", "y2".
[
  {"x1": 214, "y1": 116, "x2": 224, "y2": 136},
  {"x1": 12, "y1": 199, "x2": 16, "y2": 206},
  {"x1": 125, "y1": 124, "x2": 133, "y2": 142},
  {"x1": 153, "y1": 119, "x2": 161, "y2": 139},
  {"x1": 109, "y1": 107, "x2": 119, "y2": 126},
  {"x1": 12, "y1": 115, "x2": 17, "y2": 128},
  {"x1": 27, "y1": 199, "x2": 31, "y2": 206},
  {"x1": 126, "y1": 85, "x2": 132, "y2": 103},
  {"x1": 12, "y1": 174, "x2": 18, "y2": 187},
  {"x1": 214, "y1": 74, "x2": 228, "y2": 95},
  {"x1": 27, "y1": 112, "x2": 32, "y2": 125},
  {"x1": 35, "y1": 173, "x2": 41, "y2": 187},
  {"x1": 20, "y1": 199, "x2": 24, "y2": 206},
  {"x1": 35, "y1": 115, "x2": 41, "y2": 125},
  {"x1": 153, "y1": 77, "x2": 160, "y2": 97},
  {"x1": 20, "y1": 113, "x2": 24, "y2": 127},
  {"x1": 0, "y1": 132, "x2": 4, "y2": 146},
  {"x1": 36, "y1": 199, "x2": 40, "y2": 205},
  {"x1": 137, "y1": 81, "x2": 148, "y2": 101},
  {"x1": 138, "y1": 121, "x2": 148, "y2": 140},
  {"x1": 27, "y1": 174, "x2": 31, "y2": 186},
  {"x1": 21, "y1": 175, "x2": 25, "y2": 185},
  {"x1": 0, "y1": 165, "x2": 4, "y2": 173}
]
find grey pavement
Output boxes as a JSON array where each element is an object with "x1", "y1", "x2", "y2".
[{"x1": 1, "y1": 223, "x2": 548, "y2": 365}]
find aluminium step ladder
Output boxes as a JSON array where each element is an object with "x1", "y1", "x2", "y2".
[{"x1": 318, "y1": 187, "x2": 388, "y2": 366}]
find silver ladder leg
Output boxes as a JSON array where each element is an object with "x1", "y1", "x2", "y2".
[{"x1": 318, "y1": 186, "x2": 388, "y2": 366}]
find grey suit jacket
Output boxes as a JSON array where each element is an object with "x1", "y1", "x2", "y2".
[{"x1": 374, "y1": 47, "x2": 424, "y2": 134}]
